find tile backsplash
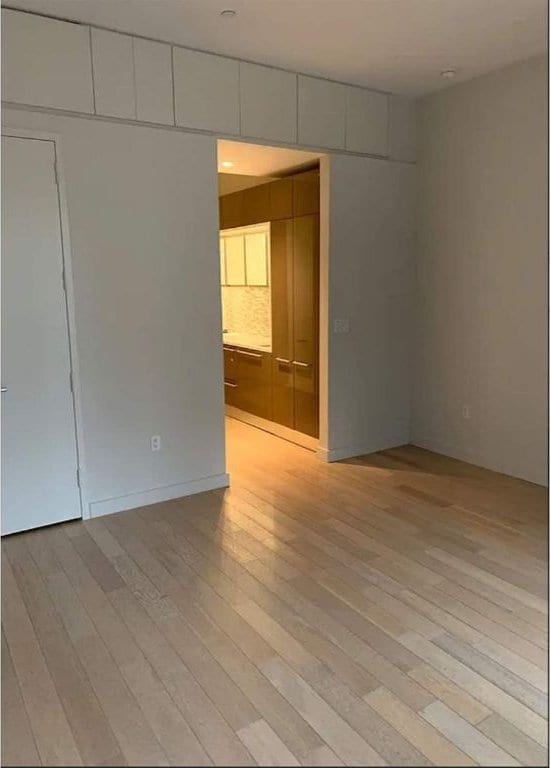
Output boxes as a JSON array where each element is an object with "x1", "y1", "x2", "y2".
[{"x1": 222, "y1": 285, "x2": 271, "y2": 337}]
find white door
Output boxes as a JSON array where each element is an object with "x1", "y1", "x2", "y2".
[{"x1": 2, "y1": 135, "x2": 81, "y2": 535}]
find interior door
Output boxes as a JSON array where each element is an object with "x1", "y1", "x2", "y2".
[{"x1": 2, "y1": 135, "x2": 81, "y2": 535}]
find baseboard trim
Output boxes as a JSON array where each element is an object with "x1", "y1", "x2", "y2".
[
  {"x1": 89, "y1": 473, "x2": 230, "y2": 518},
  {"x1": 225, "y1": 406, "x2": 319, "y2": 451},
  {"x1": 320, "y1": 435, "x2": 409, "y2": 463}
]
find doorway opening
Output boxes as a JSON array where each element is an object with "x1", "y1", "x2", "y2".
[{"x1": 217, "y1": 139, "x2": 326, "y2": 469}]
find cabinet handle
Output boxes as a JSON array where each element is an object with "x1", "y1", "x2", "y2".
[
  {"x1": 293, "y1": 360, "x2": 311, "y2": 368},
  {"x1": 223, "y1": 346, "x2": 235, "y2": 352},
  {"x1": 224, "y1": 380, "x2": 238, "y2": 388},
  {"x1": 275, "y1": 357, "x2": 292, "y2": 364},
  {"x1": 237, "y1": 349, "x2": 262, "y2": 359}
]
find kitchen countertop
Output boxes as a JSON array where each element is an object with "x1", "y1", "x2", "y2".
[{"x1": 223, "y1": 332, "x2": 272, "y2": 353}]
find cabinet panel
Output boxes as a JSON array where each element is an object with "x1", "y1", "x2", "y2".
[
  {"x1": 240, "y1": 62, "x2": 297, "y2": 144},
  {"x1": 223, "y1": 346, "x2": 239, "y2": 406},
  {"x1": 297, "y1": 75, "x2": 346, "y2": 149},
  {"x1": 225, "y1": 236, "x2": 246, "y2": 285},
  {"x1": 2, "y1": 9, "x2": 94, "y2": 113},
  {"x1": 220, "y1": 191, "x2": 243, "y2": 229},
  {"x1": 92, "y1": 29, "x2": 135, "y2": 118},
  {"x1": 242, "y1": 183, "x2": 270, "y2": 225},
  {"x1": 345, "y1": 86, "x2": 389, "y2": 156},
  {"x1": 173, "y1": 47, "x2": 239, "y2": 134},
  {"x1": 271, "y1": 220, "x2": 295, "y2": 429},
  {"x1": 236, "y1": 349, "x2": 272, "y2": 419},
  {"x1": 133, "y1": 37, "x2": 174, "y2": 125},
  {"x1": 293, "y1": 214, "x2": 319, "y2": 437},
  {"x1": 269, "y1": 178, "x2": 294, "y2": 220},
  {"x1": 293, "y1": 171, "x2": 319, "y2": 216},
  {"x1": 245, "y1": 233, "x2": 268, "y2": 286}
]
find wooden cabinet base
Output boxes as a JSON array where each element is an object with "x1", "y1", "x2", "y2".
[{"x1": 225, "y1": 407, "x2": 318, "y2": 451}]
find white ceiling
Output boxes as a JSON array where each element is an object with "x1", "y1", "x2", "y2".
[
  {"x1": 6, "y1": 0, "x2": 547, "y2": 96},
  {"x1": 218, "y1": 140, "x2": 320, "y2": 176}
]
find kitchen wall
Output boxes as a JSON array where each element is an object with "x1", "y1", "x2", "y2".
[
  {"x1": 2, "y1": 108, "x2": 228, "y2": 515},
  {"x1": 221, "y1": 286, "x2": 271, "y2": 337},
  {"x1": 413, "y1": 55, "x2": 547, "y2": 485}
]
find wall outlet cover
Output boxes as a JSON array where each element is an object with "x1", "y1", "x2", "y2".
[{"x1": 333, "y1": 318, "x2": 350, "y2": 334}]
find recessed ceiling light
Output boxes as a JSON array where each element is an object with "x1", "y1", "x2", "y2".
[
  {"x1": 221, "y1": 161, "x2": 234, "y2": 168},
  {"x1": 441, "y1": 69, "x2": 456, "y2": 79},
  {"x1": 220, "y1": 9, "x2": 237, "y2": 18}
]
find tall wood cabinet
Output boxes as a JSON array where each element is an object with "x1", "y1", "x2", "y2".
[
  {"x1": 270, "y1": 172, "x2": 319, "y2": 438},
  {"x1": 221, "y1": 169, "x2": 319, "y2": 439}
]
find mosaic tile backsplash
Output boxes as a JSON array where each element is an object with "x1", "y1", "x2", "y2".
[{"x1": 222, "y1": 285, "x2": 271, "y2": 337}]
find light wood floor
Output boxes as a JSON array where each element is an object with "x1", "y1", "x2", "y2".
[{"x1": 2, "y1": 418, "x2": 548, "y2": 767}]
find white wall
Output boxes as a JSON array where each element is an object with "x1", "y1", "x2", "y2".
[
  {"x1": 413, "y1": 56, "x2": 547, "y2": 485},
  {"x1": 322, "y1": 154, "x2": 415, "y2": 460},
  {"x1": 3, "y1": 109, "x2": 228, "y2": 514}
]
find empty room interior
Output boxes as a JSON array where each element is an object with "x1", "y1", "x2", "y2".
[{"x1": 1, "y1": 1, "x2": 548, "y2": 767}]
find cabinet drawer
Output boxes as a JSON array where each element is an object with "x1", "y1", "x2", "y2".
[{"x1": 237, "y1": 349, "x2": 272, "y2": 420}]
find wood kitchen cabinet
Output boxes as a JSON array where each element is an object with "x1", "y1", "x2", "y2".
[
  {"x1": 271, "y1": 219, "x2": 295, "y2": 429},
  {"x1": 293, "y1": 171, "x2": 320, "y2": 216},
  {"x1": 242, "y1": 183, "x2": 270, "y2": 225},
  {"x1": 292, "y1": 213, "x2": 319, "y2": 437},
  {"x1": 269, "y1": 178, "x2": 294, "y2": 220},
  {"x1": 221, "y1": 168, "x2": 319, "y2": 438},
  {"x1": 271, "y1": 179, "x2": 320, "y2": 438},
  {"x1": 223, "y1": 346, "x2": 272, "y2": 419}
]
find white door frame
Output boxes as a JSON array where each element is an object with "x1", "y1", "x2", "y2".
[{"x1": 2, "y1": 127, "x2": 89, "y2": 519}]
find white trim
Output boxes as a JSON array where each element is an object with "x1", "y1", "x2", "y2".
[
  {"x1": 89, "y1": 473, "x2": 230, "y2": 518},
  {"x1": 225, "y1": 407, "x2": 318, "y2": 451},
  {"x1": 2, "y1": 127, "x2": 89, "y2": 519}
]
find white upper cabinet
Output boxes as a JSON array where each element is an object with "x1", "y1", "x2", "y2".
[
  {"x1": 92, "y1": 29, "x2": 135, "y2": 119},
  {"x1": 173, "y1": 47, "x2": 239, "y2": 134},
  {"x1": 244, "y1": 232, "x2": 269, "y2": 286},
  {"x1": 389, "y1": 95, "x2": 417, "y2": 162},
  {"x1": 240, "y1": 63, "x2": 297, "y2": 144},
  {"x1": 345, "y1": 86, "x2": 389, "y2": 156},
  {"x1": 297, "y1": 75, "x2": 346, "y2": 149},
  {"x1": 134, "y1": 38, "x2": 174, "y2": 125},
  {"x1": 224, "y1": 236, "x2": 246, "y2": 286},
  {"x1": 2, "y1": 9, "x2": 94, "y2": 113}
]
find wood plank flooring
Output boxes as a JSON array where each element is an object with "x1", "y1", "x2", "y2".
[{"x1": 2, "y1": 418, "x2": 548, "y2": 766}]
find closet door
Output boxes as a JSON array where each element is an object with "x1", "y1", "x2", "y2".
[
  {"x1": 293, "y1": 214, "x2": 319, "y2": 437},
  {"x1": 2, "y1": 136, "x2": 81, "y2": 534},
  {"x1": 270, "y1": 219, "x2": 294, "y2": 429}
]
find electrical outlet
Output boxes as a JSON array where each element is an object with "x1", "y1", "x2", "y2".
[
  {"x1": 333, "y1": 318, "x2": 350, "y2": 334},
  {"x1": 151, "y1": 435, "x2": 161, "y2": 452},
  {"x1": 462, "y1": 405, "x2": 471, "y2": 420}
]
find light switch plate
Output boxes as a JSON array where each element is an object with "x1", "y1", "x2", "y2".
[{"x1": 333, "y1": 318, "x2": 350, "y2": 334}]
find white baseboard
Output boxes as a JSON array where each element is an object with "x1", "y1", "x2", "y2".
[
  {"x1": 319, "y1": 435, "x2": 409, "y2": 463},
  {"x1": 89, "y1": 473, "x2": 230, "y2": 518},
  {"x1": 225, "y1": 406, "x2": 319, "y2": 451}
]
